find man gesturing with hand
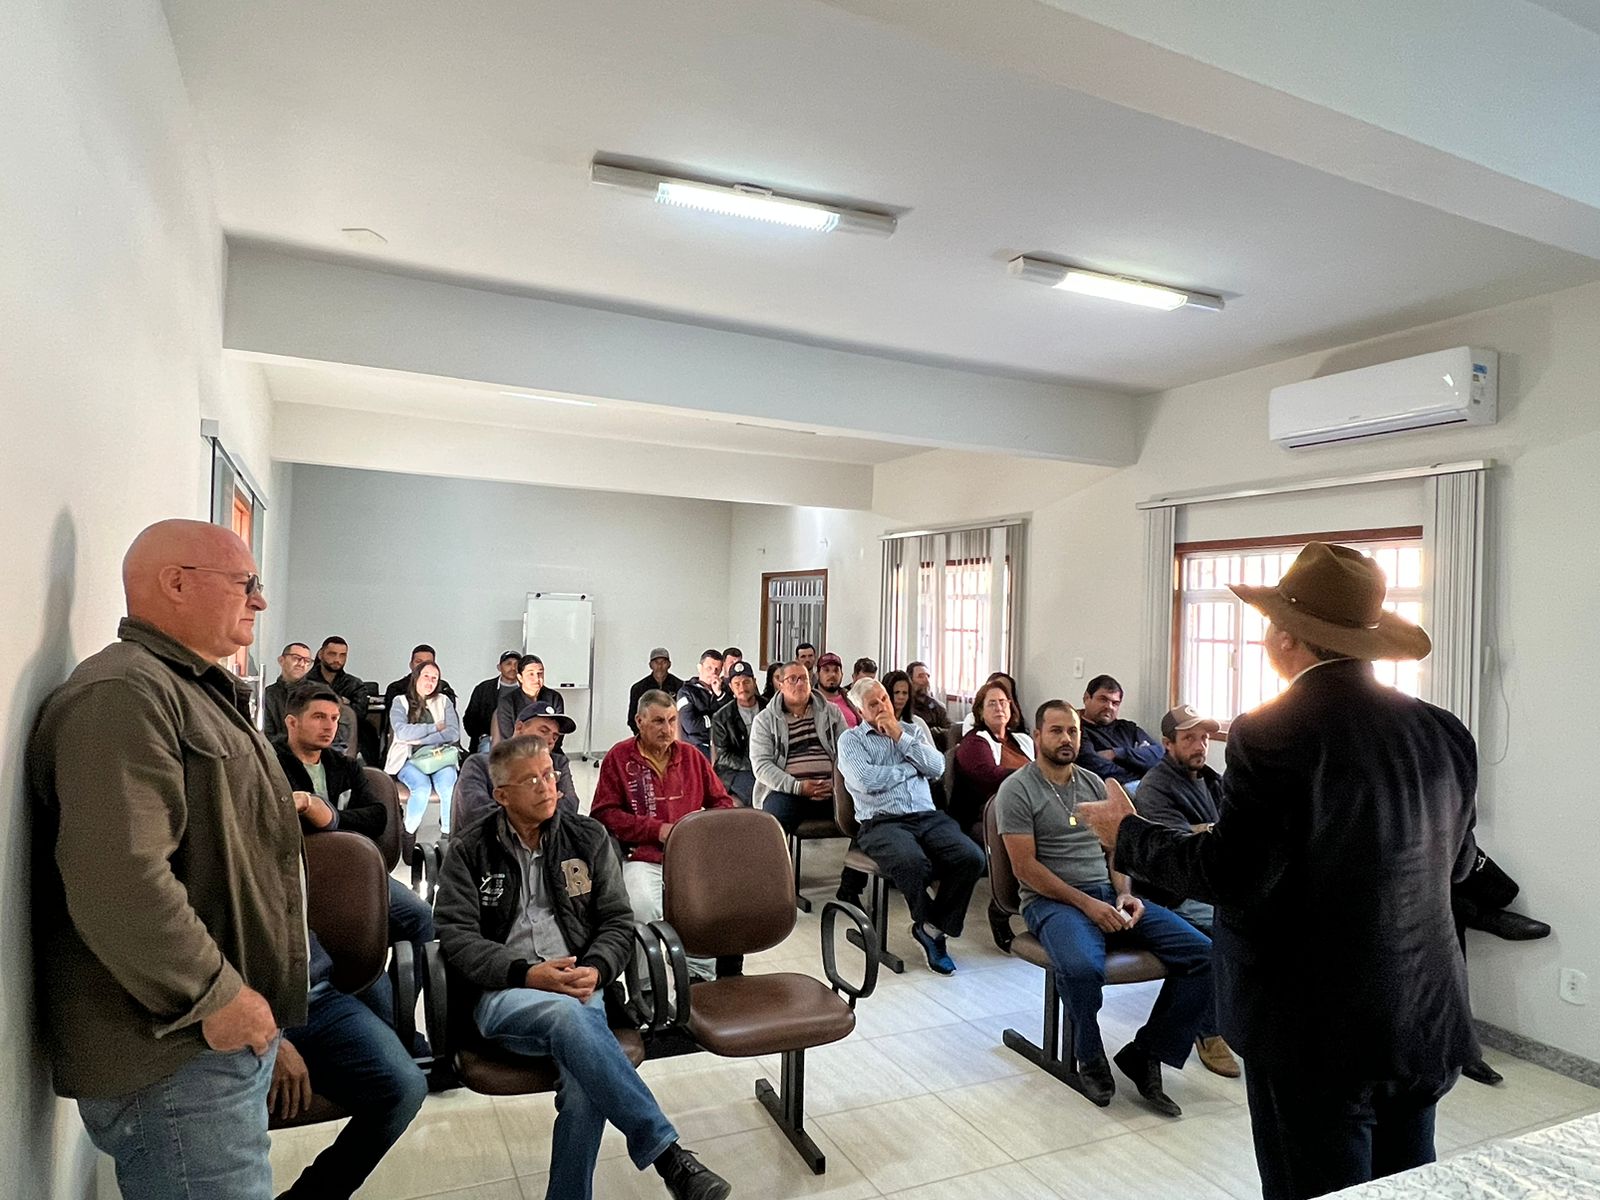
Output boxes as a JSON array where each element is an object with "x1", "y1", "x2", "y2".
[{"x1": 435, "y1": 734, "x2": 730, "y2": 1200}]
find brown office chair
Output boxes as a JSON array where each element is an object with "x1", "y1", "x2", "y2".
[
  {"x1": 831, "y1": 767, "x2": 906, "y2": 974},
  {"x1": 983, "y1": 798, "x2": 1167, "y2": 1099},
  {"x1": 269, "y1": 829, "x2": 391, "y2": 1130},
  {"x1": 787, "y1": 813, "x2": 844, "y2": 913},
  {"x1": 337, "y1": 701, "x2": 362, "y2": 760},
  {"x1": 660, "y1": 807, "x2": 878, "y2": 1174},
  {"x1": 362, "y1": 766, "x2": 403, "y2": 872}
]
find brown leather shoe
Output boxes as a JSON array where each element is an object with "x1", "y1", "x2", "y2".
[{"x1": 1196, "y1": 1035, "x2": 1241, "y2": 1078}]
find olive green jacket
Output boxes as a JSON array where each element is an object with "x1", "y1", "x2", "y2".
[{"x1": 28, "y1": 618, "x2": 308, "y2": 1098}]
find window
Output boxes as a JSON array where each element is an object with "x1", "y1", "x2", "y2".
[
  {"x1": 917, "y1": 557, "x2": 1012, "y2": 698},
  {"x1": 1176, "y1": 530, "x2": 1424, "y2": 723},
  {"x1": 205, "y1": 427, "x2": 265, "y2": 681},
  {"x1": 760, "y1": 570, "x2": 828, "y2": 666}
]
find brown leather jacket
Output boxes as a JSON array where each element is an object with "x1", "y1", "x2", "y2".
[{"x1": 28, "y1": 618, "x2": 308, "y2": 1097}]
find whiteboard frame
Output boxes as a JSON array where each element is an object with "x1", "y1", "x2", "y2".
[{"x1": 522, "y1": 591, "x2": 597, "y2": 760}]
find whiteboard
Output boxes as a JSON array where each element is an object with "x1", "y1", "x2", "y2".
[{"x1": 523, "y1": 593, "x2": 594, "y2": 689}]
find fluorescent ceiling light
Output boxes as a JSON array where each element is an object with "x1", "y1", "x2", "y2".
[
  {"x1": 1008, "y1": 256, "x2": 1223, "y2": 312},
  {"x1": 499, "y1": 390, "x2": 597, "y2": 408},
  {"x1": 591, "y1": 160, "x2": 895, "y2": 237}
]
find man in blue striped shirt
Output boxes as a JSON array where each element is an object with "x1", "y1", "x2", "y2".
[{"x1": 837, "y1": 679, "x2": 986, "y2": 974}]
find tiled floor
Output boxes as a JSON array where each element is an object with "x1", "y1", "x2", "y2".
[{"x1": 259, "y1": 766, "x2": 1600, "y2": 1199}]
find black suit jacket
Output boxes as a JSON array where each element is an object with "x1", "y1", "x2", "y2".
[{"x1": 1114, "y1": 659, "x2": 1479, "y2": 1083}]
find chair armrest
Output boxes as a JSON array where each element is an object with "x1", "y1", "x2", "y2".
[
  {"x1": 419, "y1": 940, "x2": 455, "y2": 1089},
  {"x1": 390, "y1": 940, "x2": 419, "y2": 1058},
  {"x1": 821, "y1": 899, "x2": 880, "y2": 1007},
  {"x1": 623, "y1": 922, "x2": 667, "y2": 1029},
  {"x1": 642, "y1": 920, "x2": 693, "y2": 1032}
]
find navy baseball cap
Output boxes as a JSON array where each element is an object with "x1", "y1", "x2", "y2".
[{"x1": 515, "y1": 700, "x2": 577, "y2": 734}]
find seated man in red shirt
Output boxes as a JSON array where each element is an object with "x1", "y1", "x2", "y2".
[{"x1": 592, "y1": 689, "x2": 736, "y2": 982}]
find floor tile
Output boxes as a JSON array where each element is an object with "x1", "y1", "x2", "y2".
[
  {"x1": 904, "y1": 962, "x2": 1044, "y2": 1021},
  {"x1": 849, "y1": 977, "x2": 968, "y2": 1041},
  {"x1": 814, "y1": 1093, "x2": 1011, "y2": 1193},
  {"x1": 1021, "y1": 1130, "x2": 1237, "y2": 1200},
  {"x1": 1134, "y1": 1106, "x2": 1262, "y2": 1199},
  {"x1": 758, "y1": 1035, "x2": 929, "y2": 1115},
  {"x1": 357, "y1": 1102, "x2": 516, "y2": 1200},
  {"x1": 409, "y1": 1182, "x2": 525, "y2": 1200},
  {"x1": 938, "y1": 1070, "x2": 1133, "y2": 1160},
  {"x1": 881, "y1": 1160, "x2": 1066, "y2": 1198},
  {"x1": 874, "y1": 1017, "x2": 1033, "y2": 1091}
]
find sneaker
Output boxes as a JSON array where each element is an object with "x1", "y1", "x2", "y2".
[
  {"x1": 1077, "y1": 1055, "x2": 1115, "y2": 1106},
  {"x1": 909, "y1": 923, "x2": 956, "y2": 975},
  {"x1": 1195, "y1": 1034, "x2": 1241, "y2": 1078},
  {"x1": 654, "y1": 1144, "x2": 732, "y2": 1199},
  {"x1": 1113, "y1": 1043, "x2": 1182, "y2": 1118}
]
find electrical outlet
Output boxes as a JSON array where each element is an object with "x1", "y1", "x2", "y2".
[
  {"x1": 1559, "y1": 968, "x2": 1589, "y2": 1006},
  {"x1": 1072, "y1": 656, "x2": 1085, "y2": 679}
]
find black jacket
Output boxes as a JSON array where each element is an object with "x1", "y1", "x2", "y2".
[
  {"x1": 627, "y1": 672, "x2": 684, "y2": 735},
  {"x1": 434, "y1": 807, "x2": 634, "y2": 1028},
  {"x1": 271, "y1": 739, "x2": 389, "y2": 845},
  {"x1": 1079, "y1": 717, "x2": 1164, "y2": 786},
  {"x1": 1133, "y1": 755, "x2": 1223, "y2": 831},
  {"x1": 494, "y1": 686, "x2": 564, "y2": 742},
  {"x1": 314, "y1": 666, "x2": 375, "y2": 709},
  {"x1": 709, "y1": 697, "x2": 765, "y2": 788},
  {"x1": 675, "y1": 678, "x2": 724, "y2": 757},
  {"x1": 1113, "y1": 659, "x2": 1479, "y2": 1083},
  {"x1": 464, "y1": 676, "x2": 515, "y2": 747},
  {"x1": 261, "y1": 676, "x2": 292, "y2": 740}
]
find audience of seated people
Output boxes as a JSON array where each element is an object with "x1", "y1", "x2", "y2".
[
  {"x1": 759, "y1": 660, "x2": 783, "y2": 704},
  {"x1": 386, "y1": 659, "x2": 462, "y2": 838},
  {"x1": 262, "y1": 640, "x2": 314, "y2": 739},
  {"x1": 674, "y1": 648, "x2": 727, "y2": 758},
  {"x1": 313, "y1": 634, "x2": 381, "y2": 758},
  {"x1": 794, "y1": 641, "x2": 818, "y2": 678},
  {"x1": 952, "y1": 677, "x2": 1037, "y2": 951},
  {"x1": 592, "y1": 691, "x2": 736, "y2": 983},
  {"x1": 851, "y1": 656, "x2": 878, "y2": 682},
  {"x1": 463, "y1": 650, "x2": 521, "y2": 752},
  {"x1": 709, "y1": 659, "x2": 765, "y2": 804},
  {"x1": 1077, "y1": 674, "x2": 1163, "y2": 794},
  {"x1": 494, "y1": 653, "x2": 564, "y2": 746},
  {"x1": 719, "y1": 645, "x2": 744, "y2": 684},
  {"x1": 457, "y1": 700, "x2": 580, "y2": 830},
  {"x1": 995, "y1": 700, "x2": 1214, "y2": 1116},
  {"x1": 1123, "y1": 704, "x2": 1240, "y2": 1077},
  {"x1": 880, "y1": 669, "x2": 933, "y2": 742},
  {"x1": 837, "y1": 678, "x2": 987, "y2": 974},
  {"x1": 629, "y1": 647, "x2": 685, "y2": 737},
  {"x1": 815, "y1": 652, "x2": 861, "y2": 728},
  {"x1": 434, "y1": 735, "x2": 732, "y2": 1200}
]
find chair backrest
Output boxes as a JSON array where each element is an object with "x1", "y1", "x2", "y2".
[
  {"x1": 362, "y1": 767, "x2": 402, "y2": 871},
  {"x1": 831, "y1": 767, "x2": 859, "y2": 838},
  {"x1": 983, "y1": 797, "x2": 1024, "y2": 917},
  {"x1": 663, "y1": 808, "x2": 796, "y2": 956},
  {"x1": 338, "y1": 702, "x2": 361, "y2": 759},
  {"x1": 303, "y1": 829, "x2": 389, "y2": 995}
]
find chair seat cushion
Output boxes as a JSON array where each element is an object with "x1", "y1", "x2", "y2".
[
  {"x1": 268, "y1": 1093, "x2": 347, "y2": 1131},
  {"x1": 457, "y1": 1027, "x2": 645, "y2": 1095},
  {"x1": 1010, "y1": 937, "x2": 1168, "y2": 985},
  {"x1": 687, "y1": 973, "x2": 855, "y2": 1057},
  {"x1": 792, "y1": 819, "x2": 840, "y2": 840},
  {"x1": 843, "y1": 848, "x2": 880, "y2": 875}
]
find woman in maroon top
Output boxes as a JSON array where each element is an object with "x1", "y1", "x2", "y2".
[{"x1": 952, "y1": 678, "x2": 1037, "y2": 950}]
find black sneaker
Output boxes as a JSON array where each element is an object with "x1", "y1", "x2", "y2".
[
  {"x1": 1113, "y1": 1043, "x2": 1182, "y2": 1118},
  {"x1": 655, "y1": 1144, "x2": 732, "y2": 1199},
  {"x1": 1077, "y1": 1055, "x2": 1115, "y2": 1106}
]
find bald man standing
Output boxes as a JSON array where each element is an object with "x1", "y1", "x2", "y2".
[{"x1": 28, "y1": 519, "x2": 308, "y2": 1200}]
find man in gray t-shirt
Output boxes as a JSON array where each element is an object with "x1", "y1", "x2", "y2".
[{"x1": 993, "y1": 700, "x2": 1213, "y2": 1117}]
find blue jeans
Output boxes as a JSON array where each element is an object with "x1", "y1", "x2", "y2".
[
  {"x1": 278, "y1": 983, "x2": 428, "y2": 1199},
  {"x1": 1024, "y1": 884, "x2": 1213, "y2": 1067},
  {"x1": 397, "y1": 763, "x2": 458, "y2": 835},
  {"x1": 475, "y1": 988, "x2": 677, "y2": 1200},
  {"x1": 79, "y1": 1038, "x2": 278, "y2": 1200}
]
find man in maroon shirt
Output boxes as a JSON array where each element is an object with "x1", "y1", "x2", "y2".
[{"x1": 592, "y1": 689, "x2": 735, "y2": 981}]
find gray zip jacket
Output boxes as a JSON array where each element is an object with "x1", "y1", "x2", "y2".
[{"x1": 748, "y1": 694, "x2": 848, "y2": 810}]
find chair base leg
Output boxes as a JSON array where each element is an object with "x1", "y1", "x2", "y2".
[
  {"x1": 755, "y1": 1049, "x2": 825, "y2": 1175},
  {"x1": 845, "y1": 927, "x2": 903, "y2": 974},
  {"x1": 1003, "y1": 972, "x2": 1100, "y2": 1103},
  {"x1": 790, "y1": 834, "x2": 813, "y2": 912},
  {"x1": 845, "y1": 873, "x2": 903, "y2": 973},
  {"x1": 1002, "y1": 1028, "x2": 1090, "y2": 1095},
  {"x1": 795, "y1": 894, "x2": 813, "y2": 913}
]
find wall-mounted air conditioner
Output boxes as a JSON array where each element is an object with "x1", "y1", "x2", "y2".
[{"x1": 1269, "y1": 346, "x2": 1497, "y2": 450}]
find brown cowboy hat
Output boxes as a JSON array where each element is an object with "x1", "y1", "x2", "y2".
[{"x1": 1230, "y1": 542, "x2": 1431, "y2": 661}]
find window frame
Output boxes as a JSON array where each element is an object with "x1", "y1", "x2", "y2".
[{"x1": 758, "y1": 569, "x2": 829, "y2": 667}]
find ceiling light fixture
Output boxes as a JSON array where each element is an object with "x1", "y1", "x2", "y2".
[
  {"x1": 591, "y1": 161, "x2": 896, "y2": 237},
  {"x1": 499, "y1": 390, "x2": 597, "y2": 408},
  {"x1": 1008, "y1": 256, "x2": 1223, "y2": 312}
]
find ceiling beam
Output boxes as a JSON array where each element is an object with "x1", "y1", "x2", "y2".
[{"x1": 226, "y1": 245, "x2": 1140, "y2": 466}]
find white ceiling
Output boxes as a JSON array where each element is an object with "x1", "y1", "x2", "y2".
[
  {"x1": 262, "y1": 361, "x2": 921, "y2": 465},
  {"x1": 166, "y1": 0, "x2": 1600, "y2": 394}
]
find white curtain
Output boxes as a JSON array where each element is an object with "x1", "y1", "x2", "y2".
[
  {"x1": 1423, "y1": 469, "x2": 1487, "y2": 734},
  {"x1": 1138, "y1": 505, "x2": 1177, "y2": 731}
]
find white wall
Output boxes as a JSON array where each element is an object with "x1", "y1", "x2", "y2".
[
  {"x1": 873, "y1": 278, "x2": 1600, "y2": 1063},
  {"x1": 281, "y1": 465, "x2": 736, "y2": 753},
  {"x1": 725, "y1": 505, "x2": 890, "y2": 670},
  {"x1": 0, "y1": 3, "x2": 273, "y2": 1195}
]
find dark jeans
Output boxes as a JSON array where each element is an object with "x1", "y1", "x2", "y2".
[
  {"x1": 722, "y1": 768, "x2": 756, "y2": 806},
  {"x1": 764, "y1": 790, "x2": 869, "y2": 896},
  {"x1": 1023, "y1": 885, "x2": 1212, "y2": 1067},
  {"x1": 279, "y1": 984, "x2": 429, "y2": 1199},
  {"x1": 856, "y1": 809, "x2": 985, "y2": 937},
  {"x1": 1245, "y1": 1069, "x2": 1454, "y2": 1200}
]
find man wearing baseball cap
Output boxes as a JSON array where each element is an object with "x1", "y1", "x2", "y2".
[
  {"x1": 708, "y1": 660, "x2": 765, "y2": 805},
  {"x1": 1129, "y1": 704, "x2": 1238, "y2": 1079},
  {"x1": 1078, "y1": 543, "x2": 1479, "y2": 1199},
  {"x1": 464, "y1": 650, "x2": 524, "y2": 752},
  {"x1": 815, "y1": 652, "x2": 860, "y2": 729},
  {"x1": 455, "y1": 700, "x2": 579, "y2": 833},
  {"x1": 629, "y1": 648, "x2": 683, "y2": 737}
]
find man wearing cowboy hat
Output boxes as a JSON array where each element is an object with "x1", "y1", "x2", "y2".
[{"x1": 1077, "y1": 542, "x2": 1479, "y2": 1200}]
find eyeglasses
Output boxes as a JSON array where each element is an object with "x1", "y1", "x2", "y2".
[
  {"x1": 501, "y1": 770, "x2": 559, "y2": 790},
  {"x1": 283, "y1": 653, "x2": 312, "y2": 666},
  {"x1": 178, "y1": 566, "x2": 263, "y2": 597}
]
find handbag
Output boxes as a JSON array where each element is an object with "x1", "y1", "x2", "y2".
[{"x1": 408, "y1": 744, "x2": 461, "y2": 776}]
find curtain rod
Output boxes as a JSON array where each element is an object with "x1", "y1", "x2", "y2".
[
  {"x1": 1135, "y1": 459, "x2": 1491, "y2": 511},
  {"x1": 880, "y1": 515, "x2": 1029, "y2": 541}
]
